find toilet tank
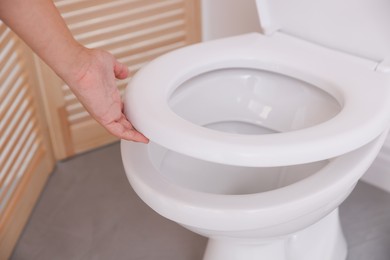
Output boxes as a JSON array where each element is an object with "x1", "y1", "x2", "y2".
[{"x1": 256, "y1": 0, "x2": 390, "y2": 61}]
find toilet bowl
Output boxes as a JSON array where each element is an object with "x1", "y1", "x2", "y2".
[
  {"x1": 121, "y1": 132, "x2": 387, "y2": 260},
  {"x1": 121, "y1": 0, "x2": 390, "y2": 259}
]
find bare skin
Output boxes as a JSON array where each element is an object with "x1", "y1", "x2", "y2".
[{"x1": 0, "y1": 0, "x2": 149, "y2": 143}]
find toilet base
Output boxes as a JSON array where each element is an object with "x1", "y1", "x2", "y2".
[{"x1": 202, "y1": 209, "x2": 347, "y2": 260}]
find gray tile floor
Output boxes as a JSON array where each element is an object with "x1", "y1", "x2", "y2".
[{"x1": 10, "y1": 142, "x2": 390, "y2": 260}]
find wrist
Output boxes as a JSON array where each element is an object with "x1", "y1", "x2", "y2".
[{"x1": 53, "y1": 42, "x2": 92, "y2": 85}]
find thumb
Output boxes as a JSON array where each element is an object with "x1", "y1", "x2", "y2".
[{"x1": 113, "y1": 59, "x2": 129, "y2": 79}]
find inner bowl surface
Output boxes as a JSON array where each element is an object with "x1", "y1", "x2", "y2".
[
  {"x1": 149, "y1": 144, "x2": 328, "y2": 196},
  {"x1": 169, "y1": 68, "x2": 341, "y2": 134}
]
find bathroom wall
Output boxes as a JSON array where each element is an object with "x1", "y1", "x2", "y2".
[
  {"x1": 200, "y1": 0, "x2": 261, "y2": 41},
  {"x1": 200, "y1": 0, "x2": 390, "y2": 193},
  {"x1": 362, "y1": 135, "x2": 390, "y2": 193}
]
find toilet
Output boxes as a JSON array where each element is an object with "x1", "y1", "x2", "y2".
[{"x1": 121, "y1": 0, "x2": 390, "y2": 259}]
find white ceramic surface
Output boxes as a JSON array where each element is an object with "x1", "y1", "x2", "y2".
[
  {"x1": 256, "y1": 0, "x2": 390, "y2": 61},
  {"x1": 121, "y1": 129, "x2": 387, "y2": 260},
  {"x1": 125, "y1": 33, "x2": 390, "y2": 167},
  {"x1": 121, "y1": 1, "x2": 390, "y2": 259},
  {"x1": 202, "y1": 209, "x2": 346, "y2": 260},
  {"x1": 121, "y1": 132, "x2": 386, "y2": 232}
]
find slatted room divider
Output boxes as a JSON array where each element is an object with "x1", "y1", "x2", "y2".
[{"x1": 0, "y1": 21, "x2": 55, "y2": 259}]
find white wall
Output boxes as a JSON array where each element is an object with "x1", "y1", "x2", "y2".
[
  {"x1": 362, "y1": 134, "x2": 390, "y2": 193},
  {"x1": 200, "y1": 0, "x2": 261, "y2": 41},
  {"x1": 200, "y1": 0, "x2": 390, "y2": 193}
]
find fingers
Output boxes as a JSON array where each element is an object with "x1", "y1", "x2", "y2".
[
  {"x1": 112, "y1": 62, "x2": 147, "y2": 142},
  {"x1": 113, "y1": 59, "x2": 129, "y2": 80},
  {"x1": 121, "y1": 128, "x2": 149, "y2": 143},
  {"x1": 105, "y1": 114, "x2": 149, "y2": 143}
]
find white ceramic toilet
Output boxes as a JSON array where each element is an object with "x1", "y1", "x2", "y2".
[{"x1": 121, "y1": 0, "x2": 390, "y2": 259}]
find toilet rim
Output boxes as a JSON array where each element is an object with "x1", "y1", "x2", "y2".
[
  {"x1": 121, "y1": 132, "x2": 387, "y2": 231},
  {"x1": 125, "y1": 33, "x2": 390, "y2": 167}
]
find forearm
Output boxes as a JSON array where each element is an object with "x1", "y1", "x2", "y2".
[{"x1": 0, "y1": 0, "x2": 84, "y2": 78}]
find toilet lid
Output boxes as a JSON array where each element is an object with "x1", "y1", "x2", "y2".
[
  {"x1": 124, "y1": 33, "x2": 390, "y2": 167},
  {"x1": 256, "y1": 0, "x2": 390, "y2": 61}
]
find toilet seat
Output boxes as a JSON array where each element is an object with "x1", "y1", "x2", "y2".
[
  {"x1": 125, "y1": 33, "x2": 390, "y2": 167},
  {"x1": 120, "y1": 131, "x2": 387, "y2": 232}
]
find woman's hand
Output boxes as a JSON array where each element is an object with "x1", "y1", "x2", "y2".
[{"x1": 63, "y1": 48, "x2": 149, "y2": 143}]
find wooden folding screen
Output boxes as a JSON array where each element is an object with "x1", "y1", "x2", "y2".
[{"x1": 0, "y1": 22, "x2": 55, "y2": 259}]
